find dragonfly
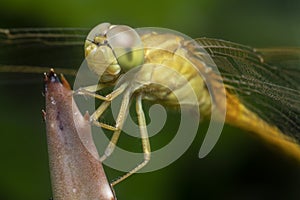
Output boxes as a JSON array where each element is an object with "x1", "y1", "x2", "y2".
[{"x1": 0, "y1": 23, "x2": 300, "y2": 187}]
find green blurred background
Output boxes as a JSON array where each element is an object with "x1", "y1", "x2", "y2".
[{"x1": 0, "y1": 0, "x2": 300, "y2": 199}]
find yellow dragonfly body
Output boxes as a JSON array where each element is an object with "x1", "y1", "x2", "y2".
[
  {"x1": 141, "y1": 33, "x2": 300, "y2": 161},
  {"x1": 0, "y1": 23, "x2": 300, "y2": 185}
]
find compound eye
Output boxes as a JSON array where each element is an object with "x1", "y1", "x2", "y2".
[
  {"x1": 86, "y1": 22, "x2": 111, "y2": 42},
  {"x1": 106, "y1": 25, "x2": 144, "y2": 71}
]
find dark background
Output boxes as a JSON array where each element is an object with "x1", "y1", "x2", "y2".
[{"x1": 0, "y1": 0, "x2": 300, "y2": 199}]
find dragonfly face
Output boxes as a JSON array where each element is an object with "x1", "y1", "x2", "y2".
[{"x1": 85, "y1": 23, "x2": 144, "y2": 82}]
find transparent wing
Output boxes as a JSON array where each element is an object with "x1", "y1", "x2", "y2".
[
  {"x1": 258, "y1": 48, "x2": 300, "y2": 87},
  {"x1": 0, "y1": 28, "x2": 89, "y2": 75},
  {"x1": 196, "y1": 38, "x2": 300, "y2": 142}
]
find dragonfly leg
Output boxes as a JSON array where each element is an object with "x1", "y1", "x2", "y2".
[
  {"x1": 88, "y1": 84, "x2": 127, "y2": 131},
  {"x1": 111, "y1": 94, "x2": 151, "y2": 186},
  {"x1": 74, "y1": 83, "x2": 126, "y2": 101},
  {"x1": 74, "y1": 87, "x2": 109, "y2": 101},
  {"x1": 77, "y1": 83, "x2": 109, "y2": 93},
  {"x1": 99, "y1": 91, "x2": 131, "y2": 162},
  {"x1": 90, "y1": 100, "x2": 119, "y2": 131}
]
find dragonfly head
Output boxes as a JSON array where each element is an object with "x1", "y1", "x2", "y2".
[{"x1": 85, "y1": 23, "x2": 144, "y2": 83}]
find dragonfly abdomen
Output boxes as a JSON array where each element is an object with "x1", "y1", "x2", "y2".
[{"x1": 225, "y1": 91, "x2": 300, "y2": 161}]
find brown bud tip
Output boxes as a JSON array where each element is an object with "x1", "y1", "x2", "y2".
[
  {"x1": 60, "y1": 74, "x2": 71, "y2": 90},
  {"x1": 44, "y1": 68, "x2": 60, "y2": 84}
]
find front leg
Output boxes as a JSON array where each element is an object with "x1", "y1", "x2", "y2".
[
  {"x1": 99, "y1": 91, "x2": 131, "y2": 162},
  {"x1": 111, "y1": 94, "x2": 151, "y2": 186}
]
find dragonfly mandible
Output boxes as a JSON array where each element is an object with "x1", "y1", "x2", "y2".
[{"x1": 0, "y1": 23, "x2": 300, "y2": 186}]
